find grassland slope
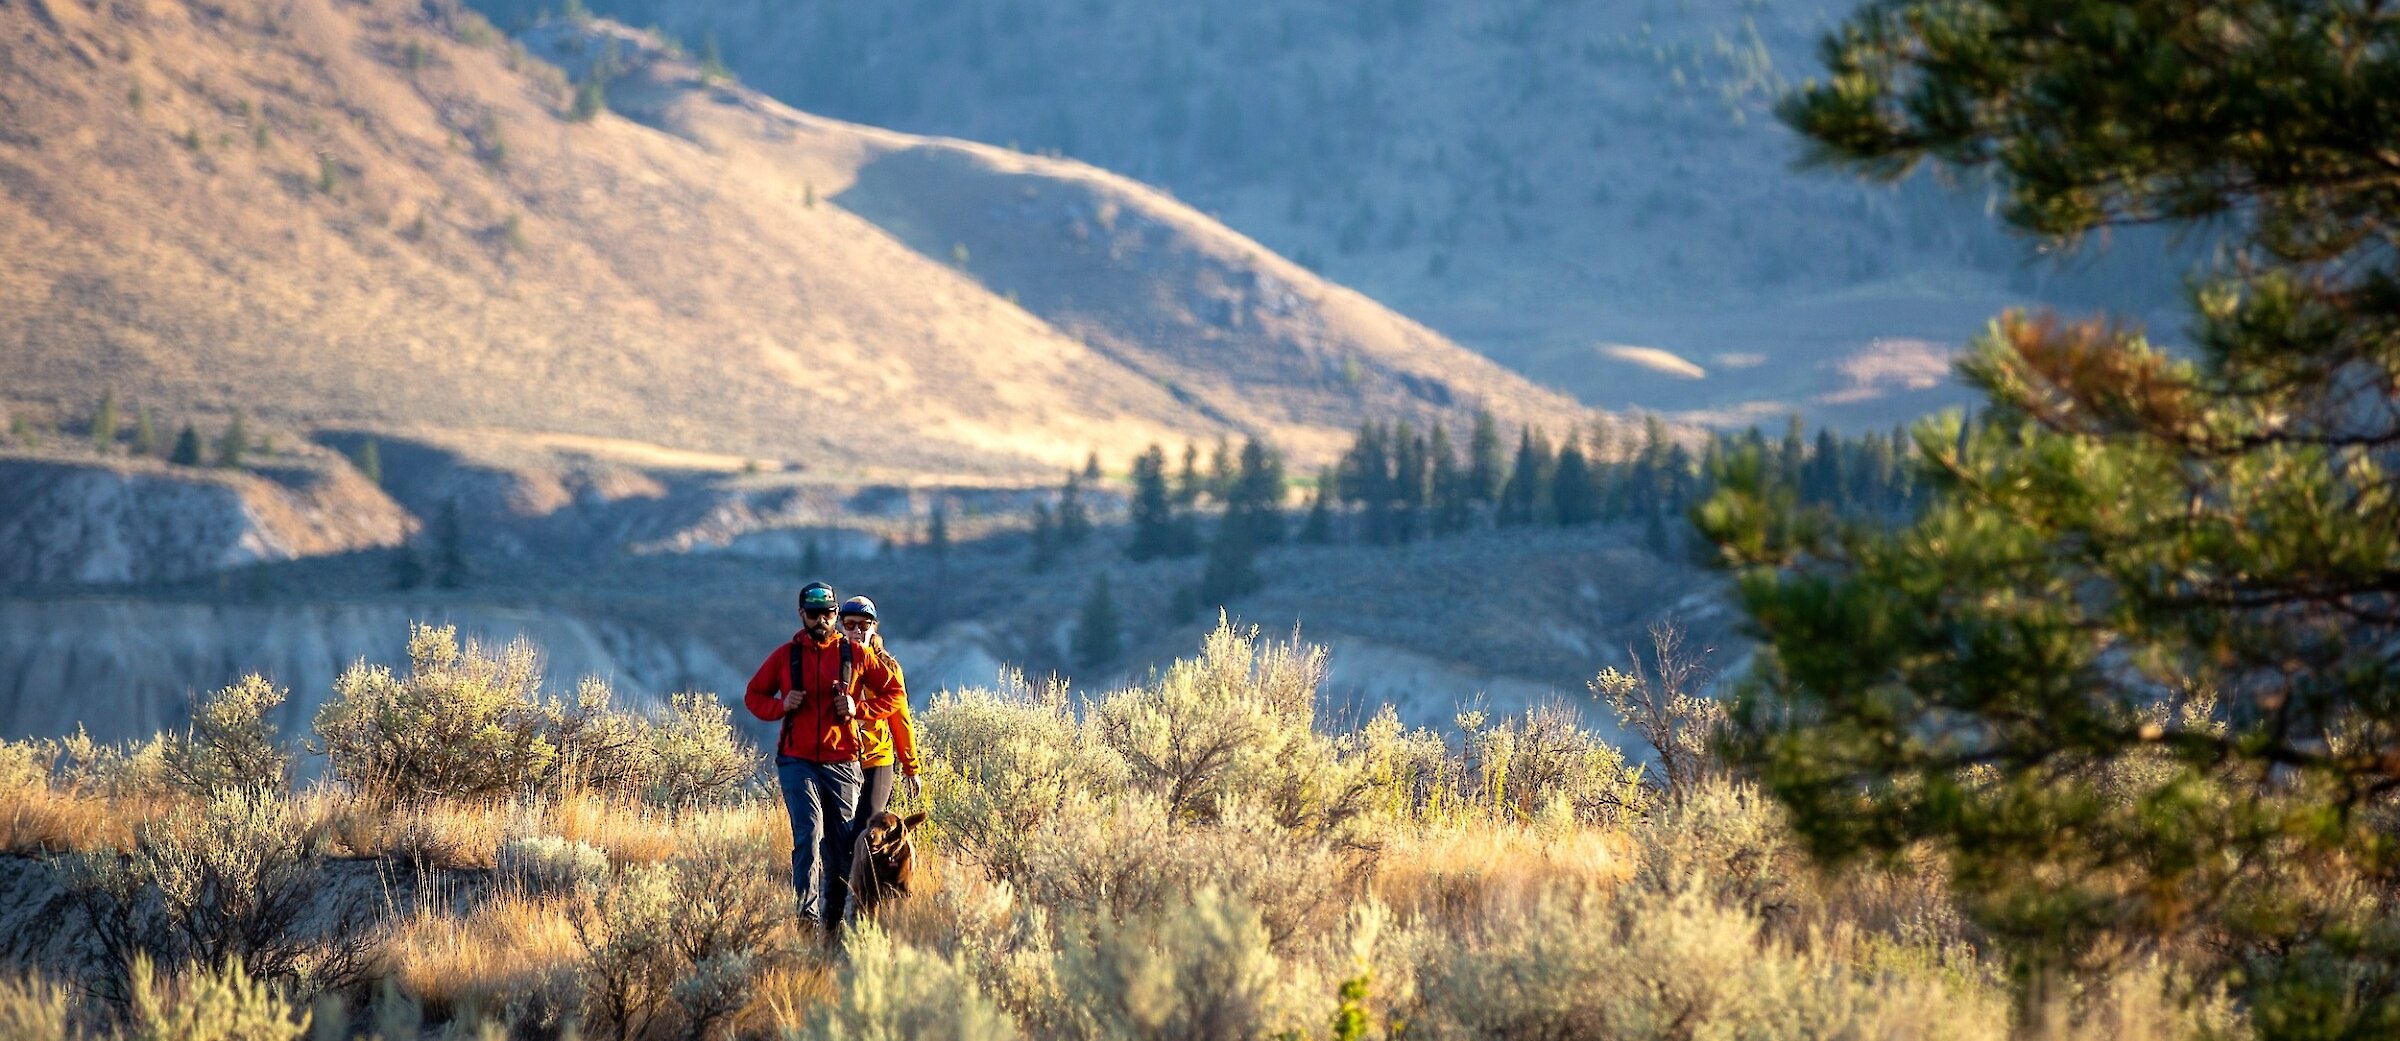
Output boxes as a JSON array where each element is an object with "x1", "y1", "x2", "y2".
[{"x1": 0, "y1": 0, "x2": 1592, "y2": 480}]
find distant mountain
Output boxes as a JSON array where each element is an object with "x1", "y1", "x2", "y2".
[
  {"x1": 0, "y1": 0, "x2": 1594, "y2": 482},
  {"x1": 489, "y1": 0, "x2": 2188, "y2": 429}
]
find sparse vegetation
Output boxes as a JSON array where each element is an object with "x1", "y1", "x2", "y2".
[
  {"x1": 0, "y1": 620, "x2": 2265, "y2": 1037},
  {"x1": 214, "y1": 412, "x2": 248, "y2": 469}
]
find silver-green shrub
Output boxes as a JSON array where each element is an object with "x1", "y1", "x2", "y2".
[
  {"x1": 495, "y1": 835, "x2": 608, "y2": 897},
  {"x1": 568, "y1": 826, "x2": 795, "y2": 1040},
  {"x1": 314, "y1": 624, "x2": 747, "y2": 806},
  {"x1": 545, "y1": 676, "x2": 647, "y2": 796},
  {"x1": 1459, "y1": 704, "x2": 1648, "y2": 827},
  {"x1": 314, "y1": 625, "x2": 558, "y2": 803},
  {"x1": 161, "y1": 674, "x2": 294, "y2": 797},
  {"x1": 800, "y1": 923, "x2": 1020, "y2": 1041},
  {"x1": 65, "y1": 788, "x2": 371, "y2": 1001},
  {"x1": 1095, "y1": 624, "x2": 1371, "y2": 837},
  {"x1": 1053, "y1": 887, "x2": 1290, "y2": 1041},
  {"x1": 643, "y1": 692, "x2": 760, "y2": 808},
  {"x1": 0, "y1": 970, "x2": 77, "y2": 1041},
  {"x1": 1633, "y1": 777, "x2": 1802, "y2": 927},
  {"x1": 1423, "y1": 882, "x2": 2012, "y2": 1041},
  {"x1": 917, "y1": 673, "x2": 1130, "y2": 881},
  {"x1": 571, "y1": 864, "x2": 681, "y2": 1041},
  {"x1": 124, "y1": 956, "x2": 311, "y2": 1041}
]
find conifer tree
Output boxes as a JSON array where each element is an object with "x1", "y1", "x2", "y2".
[
  {"x1": 434, "y1": 499, "x2": 467, "y2": 588},
  {"x1": 352, "y1": 438, "x2": 383, "y2": 487},
  {"x1": 1553, "y1": 437, "x2": 1596, "y2": 526},
  {"x1": 392, "y1": 540, "x2": 428, "y2": 591},
  {"x1": 1072, "y1": 571, "x2": 1121, "y2": 669},
  {"x1": 1299, "y1": 471, "x2": 1336, "y2": 545},
  {"x1": 926, "y1": 501, "x2": 950, "y2": 557},
  {"x1": 216, "y1": 412, "x2": 248, "y2": 469},
  {"x1": 1174, "y1": 441, "x2": 1203, "y2": 506},
  {"x1": 1127, "y1": 444, "x2": 1191, "y2": 561},
  {"x1": 90, "y1": 392, "x2": 118, "y2": 454},
  {"x1": 1081, "y1": 451, "x2": 1103, "y2": 484},
  {"x1": 1701, "y1": 0, "x2": 2400, "y2": 1024},
  {"x1": 1391, "y1": 421, "x2": 1427, "y2": 542},
  {"x1": 1206, "y1": 435, "x2": 1236, "y2": 502},
  {"x1": 1497, "y1": 427, "x2": 1555, "y2": 526},
  {"x1": 132, "y1": 406, "x2": 158, "y2": 457},
  {"x1": 1198, "y1": 500, "x2": 1262, "y2": 606},
  {"x1": 1466, "y1": 409, "x2": 1506, "y2": 507},
  {"x1": 1057, "y1": 471, "x2": 1092, "y2": 546},
  {"x1": 170, "y1": 424, "x2": 203, "y2": 467},
  {"x1": 1028, "y1": 501, "x2": 1059, "y2": 572},
  {"x1": 1230, "y1": 437, "x2": 1285, "y2": 546}
]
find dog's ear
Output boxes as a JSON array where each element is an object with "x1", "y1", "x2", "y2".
[{"x1": 901, "y1": 811, "x2": 928, "y2": 830}]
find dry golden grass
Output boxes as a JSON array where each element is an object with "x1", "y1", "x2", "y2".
[
  {"x1": 306, "y1": 788, "x2": 789, "y2": 870},
  {"x1": 1370, "y1": 821, "x2": 1637, "y2": 927},
  {"x1": 736, "y1": 960, "x2": 839, "y2": 1038},
  {"x1": 383, "y1": 891, "x2": 585, "y2": 1021},
  {"x1": 0, "y1": 786, "x2": 176, "y2": 855}
]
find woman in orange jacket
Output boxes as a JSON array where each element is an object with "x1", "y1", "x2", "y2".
[{"x1": 838, "y1": 595, "x2": 921, "y2": 838}]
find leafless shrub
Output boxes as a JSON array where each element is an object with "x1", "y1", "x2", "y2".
[{"x1": 1590, "y1": 621, "x2": 1723, "y2": 802}]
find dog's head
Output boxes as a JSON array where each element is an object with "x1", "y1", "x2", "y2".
[{"x1": 862, "y1": 810, "x2": 927, "y2": 856}]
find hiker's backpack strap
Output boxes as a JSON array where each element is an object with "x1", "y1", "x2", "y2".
[
  {"x1": 840, "y1": 639, "x2": 866, "y2": 753},
  {"x1": 779, "y1": 639, "x2": 804, "y2": 756}
]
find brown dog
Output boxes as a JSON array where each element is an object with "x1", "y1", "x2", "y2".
[{"x1": 846, "y1": 809, "x2": 926, "y2": 921}]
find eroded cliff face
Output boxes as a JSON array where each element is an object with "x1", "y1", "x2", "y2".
[
  {"x1": 0, "y1": 600, "x2": 740, "y2": 745},
  {"x1": 0, "y1": 457, "x2": 412, "y2": 586}
]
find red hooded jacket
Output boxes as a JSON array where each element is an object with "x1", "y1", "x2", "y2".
[{"x1": 744, "y1": 631, "x2": 907, "y2": 763}]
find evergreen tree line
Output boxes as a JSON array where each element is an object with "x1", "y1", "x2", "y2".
[
  {"x1": 1307, "y1": 409, "x2": 1929, "y2": 551},
  {"x1": 5, "y1": 393, "x2": 268, "y2": 471},
  {"x1": 1036, "y1": 415, "x2": 1930, "y2": 670}
]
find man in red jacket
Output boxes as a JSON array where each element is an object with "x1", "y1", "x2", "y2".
[{"x1": 744, "y1": 580, "x2": 907, "y2": 940}]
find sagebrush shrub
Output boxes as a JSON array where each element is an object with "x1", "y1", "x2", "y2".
[
  {"x1": 569, "y1": 825, "x2": 796, "y2": 1040},
  {"x1": 644, "y1": 692, "x2": 759, "y2": 807},
  {"x1": 1095, "y1": 623, "x2": 1369, "y2": 836},
  {"x1": 1589, "y1": 622, "x2": 1723, "y2": 803},
  {"x1": 548, "y1": 676, "x2": 648, "y2": 795},
  {"x1": 314, "y1": 625, "x2": 557, "y2": 803},
  {"x1": 1423, "y1": 881, "x2": 2012, "y2": 1041},
  {"x1": 1460, "y1": 704, "x2": 1648, "y2": 827},
  {"x1": 124, "y1": 956, "x2": 310, "y2": 1041},
  {"x1": 161, "y1": 674, "x2": 294, "y2": 796},
  {"x1": 1633, "y1": 777, "x2": 1803, "y2": 927},
  {"x1": 0, "y1": 970, "x2": 76, "y2": 1041},
  {"x1": 67, "y1": 788, "x2": 370, "y2": 1000},
  {"x1": 572, "y1": 864, "x2": 681, "y2": 1040},
  {"x1": 1053, "y1": 887, "x2": 1289, "y2": 1041},
  {"x1": 497, "y1": 835, "x2": 608, "y2": 896},
  {"x1": 801, "y1": 923, "x2": 1020, "y2": 1041},
  {"x1": 917, "y1": 674, "x2": 1130, "y2": 880}
]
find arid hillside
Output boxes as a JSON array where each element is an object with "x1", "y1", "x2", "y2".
[
  {"x1": 470, "y1": 0, "x2": 2193, "y2": 432},
  {"x1": 0, "y1": 0, "x2": 1592, "y2": 480}
]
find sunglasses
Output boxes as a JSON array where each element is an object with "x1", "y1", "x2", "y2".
[
  {"x1": 841, "y1": 618, "x2": 876, "y2": 631},
  {"x1": 803, "y1": 607, "x2": 837, "y2": 618}
]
